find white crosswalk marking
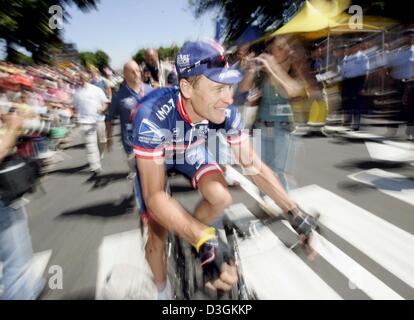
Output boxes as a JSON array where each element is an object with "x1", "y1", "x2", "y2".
[
  {"x1": 289, "y1": 185, "x2": 414, "y2": 289},
  {"x1": 383, "y1": 141, "x2": 414, "y2": 151},
  {"x1": 29, "y1": 250, "x2": 52, "y2": 290},
  {"x1": 348, "y1": 169, "x2": 414, "y2": 206},
  {"x1": 96, "y1": 229, "x2": 156, "y2": 300},
  {"x1": 94, "y1": 178, "x2": 413, "y2": 299},
  {"x1": 345, "y1": 131, "x2": 384, "y2": 140},
  {"x1": 225, "y1": 203, "x2": 342, "y2": 300},
  {"x1": 281, "y1": 221, "x2": 403, "y2": 300},
  {"x1": 365, "y1": 141, "x2": 414, "y2": 162}
]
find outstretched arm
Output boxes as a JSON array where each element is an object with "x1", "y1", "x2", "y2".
[{"x1": 0, "y1": 112, "x2": 23, "y2": 161}]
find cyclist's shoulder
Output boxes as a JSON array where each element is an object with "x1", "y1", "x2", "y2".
[
  {"x1": 136, "y1": 87, "x2": 178, "y2": 115},
  {"x1": 139, "y1": 86, "x2": 178, "y2": 106},
  {"x1": 134, "y1": 87, "x2": 179, "y2": 128}
]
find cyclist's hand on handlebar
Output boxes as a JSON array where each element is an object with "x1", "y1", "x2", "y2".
[
  {"x1": 196, "y1": 227, "x2": 238, "y2": 292},
  {"x1": 287, "y1": 207, "x2": 320, "y2": 260}
]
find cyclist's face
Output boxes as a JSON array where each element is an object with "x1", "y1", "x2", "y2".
[{"x1": 191, "y1": 76, "x2": 233, "y2": 124}]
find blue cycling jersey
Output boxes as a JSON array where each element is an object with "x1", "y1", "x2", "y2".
[
  {"x1": 131, "y1": 86, "x2": 247, "y2": 215},
  {"x1": 132, "y1": 86, "x2": 247, "y2": 167}
]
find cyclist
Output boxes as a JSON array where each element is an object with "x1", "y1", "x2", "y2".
[{"x1": 132, "y1": 40, "x2": 316, "y2": 299}]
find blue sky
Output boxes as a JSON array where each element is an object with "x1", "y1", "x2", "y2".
[{"x1": 63, "y1": 0, "x2": 218, "y2": 69}]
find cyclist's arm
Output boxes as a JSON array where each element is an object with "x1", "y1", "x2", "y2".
[
  {"x1": 136, "y1": 157, "x2": 208, "y2": 247},
  {"x1": 230, "y1": 138, "x2": 297, "y2": 214}
]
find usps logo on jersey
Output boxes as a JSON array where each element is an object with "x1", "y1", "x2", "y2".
[{"x1": 138, "y1": 118, "x2": 166, "y2": 145}]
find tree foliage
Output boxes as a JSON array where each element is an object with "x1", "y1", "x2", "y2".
[
  {"x1": 79, "y1": 49, "x2": 110, "y2": 71},
  {"x1": 94, "y1": 50, "x2": 110, "y2": 71},
  {"x1": 133, "y1": 49, "x2": 145, "y2": 65},
  {"x1": 0, "y1": 0, "x2": 99, "y2": 64},
  {"x1": 79, "y1": 51, "x2": 97, "y2": 68}
]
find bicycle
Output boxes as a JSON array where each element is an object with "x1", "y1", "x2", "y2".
[
  {"x1": 141, "y1": 173, "x2": 320, "y2": 300},
  {"x1": 165, "y1": 215, "x2": 258, "y2": 300}
]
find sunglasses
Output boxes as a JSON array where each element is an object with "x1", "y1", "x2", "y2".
[{"x1": 181, "y1": 55, "x2": 228, "y2": 74}]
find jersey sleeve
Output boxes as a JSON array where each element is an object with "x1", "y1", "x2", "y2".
[{"x1": 223, "y1": 104, "x2": 248, "y2": 145}]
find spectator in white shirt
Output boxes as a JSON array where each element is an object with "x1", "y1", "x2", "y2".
[{"x1": 73, "y1": 72, "x2": 109, "y2": 174}]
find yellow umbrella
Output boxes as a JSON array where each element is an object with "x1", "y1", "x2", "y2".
[
  {"x1": 303, "y1": 15, "x2": 396, "y2": 40},
  {"x1": 247, "y1": 0, "x2": 350, "y2": 45},
  {"x1": 272, "y1": 0, "x2": 393, "y2": 39},
  {"x1": 273, "y1": 0, "x2": 350, "y2": 36}
]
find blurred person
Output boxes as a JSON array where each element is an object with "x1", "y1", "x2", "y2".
[
  {"x1": 105, "y1": 60, "x2": 153, "y2": 176},
  {"x1": 19, "y1": 89, "x2": 51, "y2": 158},
  {"x1": 102, "y1": 67, "x2": 117, "y2": 94},
  {"x1": 0, "y1": 110, "x2": 45, "y2": 300},
  {"x1": 402, "y1": 76, "x2": 414, "y2": 140},
  {"x1": 90, "y1": 66, "x2": 112, "y2": 100},
  {"x1": 143, "y1": 49, "x2": 177, "y2": 87},
  {"x1": 318, "y1": 45, "x2": 346, "y2": 124},
  {"x1": 221, "y1": 43, "x2": 260, "y2": 166},
  {"x1": 338, "y1": 39, "x2": 369, "y2": 131},
  {"x1": 253, "y1": 35, "x2": 313, "y2": 191},
  {"x1": 89, "y1": 68, "x2": 111, "y2": 158},
  {"x1": 233, "y1": 44, "x2": 258, "y2": 107},
  {"x1": 389, "y1": 29, "x2": 414, "y2": 140},
  {"x1": 72, "y1": 72, "x2": 109, "y2": 175},
  {"x1": 142, "y1": 66, "x2": 152, "y2": 86}
]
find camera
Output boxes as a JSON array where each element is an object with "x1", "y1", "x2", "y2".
[
  {"x1": 6, "y1": 107, "x2": 51, "y2": 135},
  {"x1": 21, "y1": 118, "x2": 52, "y2": 135},
  {"x1": 254, "y1": 59, "x2": 264, "y2": 66}
]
